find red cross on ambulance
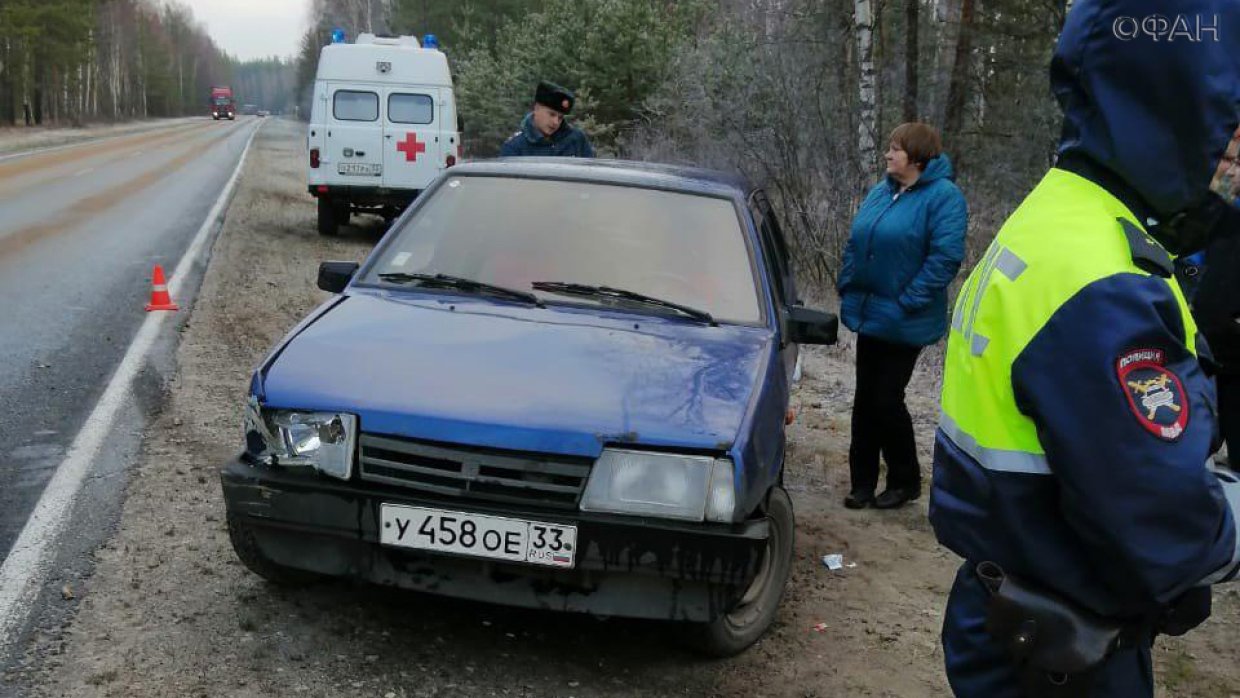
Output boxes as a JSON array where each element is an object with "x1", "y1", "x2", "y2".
[{"x1": 396, "y1": 132, "x2": 426, "y2": 162}]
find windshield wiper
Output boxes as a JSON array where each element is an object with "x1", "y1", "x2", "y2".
[
  {"x1": 531, "y1": 281, "x2": 715, "y2": 325},
  {"x1": 378, "y1": 272, "x2": 543, "y2": 307}
]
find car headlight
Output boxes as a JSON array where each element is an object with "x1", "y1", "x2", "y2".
[
  {"x1": 244, "y1": 397, "x2": 357, "y2": 480},
  {"x1": 580, "y1": 449, "x2": 736, "y2": 523}
]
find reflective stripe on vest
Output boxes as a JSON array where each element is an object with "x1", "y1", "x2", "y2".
[{"x1": 939, "y1": 413, "x2": 1050, "y2": 475}]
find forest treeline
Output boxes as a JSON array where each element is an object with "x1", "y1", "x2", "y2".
[{"x1": 0, "y1": 0, "x2": 298, "y2": 125}]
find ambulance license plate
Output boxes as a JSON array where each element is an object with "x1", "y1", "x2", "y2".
[
  {"x1": 338, "y1": 163, "x2": 381, "y2": 176},
  {"x1": 379, "y1": 504, "x2": 577, "y2": 568}
]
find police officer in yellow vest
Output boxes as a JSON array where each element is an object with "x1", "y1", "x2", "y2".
[{"x1": 930, "y1": 0, "x2": 1240, "y2": 695}]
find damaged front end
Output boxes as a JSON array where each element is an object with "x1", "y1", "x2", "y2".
[{"x1": 221, "y1": 449, "x2": 769, "y2": 622}]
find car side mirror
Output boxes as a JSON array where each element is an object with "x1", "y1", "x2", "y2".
[
  {"x1": 786, "y1": 306, "x2": 838, "y2": 345},
  {"x1": 317, "y1": 261, "x2": 360, "y2": 293}
]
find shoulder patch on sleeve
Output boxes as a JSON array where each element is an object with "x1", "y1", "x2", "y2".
[
  {"x1": 1119, "y1": 218, "x2": 1173, "y2": 277},
  {"x1": 1117, "y1": 348, "x2": 1189, "y2": 440}
]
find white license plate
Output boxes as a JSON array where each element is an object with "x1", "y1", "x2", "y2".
[
  {"x1": 380, "y1": 504, "x2": 577, "y2": 568},
  {"x1": 338, "y1": 163, "x2": 382, "y2": 176}
]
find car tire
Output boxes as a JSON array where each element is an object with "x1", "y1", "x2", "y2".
[
  {"x1": 227, "y1": 514, "x2": 321, "y2": 587},
  {"x1": 681, "y1": 486, "x2": 794, "y2": 657},
  {"x1": 317, "y1": 198, "x2": 339, "y2": 236},
  {"x1": 334, "y1": 203, "x2": 351, "y2": 226}
]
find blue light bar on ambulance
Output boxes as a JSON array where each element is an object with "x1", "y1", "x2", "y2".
[
  {"x1": 422, "y1": 34, "x2": 439, "y2": 49},
  {"x1": 331, "y1": 28, "x2": 347, "y2": 44}
]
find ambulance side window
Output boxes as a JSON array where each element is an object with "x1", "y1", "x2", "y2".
[
  {"x1": 333, "y1": 91, "x2": 378, "y2": 122},
  {"x1": 389, "y1": 94, "x2": 434, "y2": 125}
]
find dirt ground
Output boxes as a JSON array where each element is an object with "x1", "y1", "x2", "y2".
[
  {"x1": 0, "y1": 117, "x2": 204, "y2": 157},
  {"x1": 7, "y1": 119, "x2": 1240, "y2": 697}
]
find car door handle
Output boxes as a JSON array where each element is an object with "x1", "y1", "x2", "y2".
[{"x1": 385, "y1": 135, "x2": 392, "y2": 139}]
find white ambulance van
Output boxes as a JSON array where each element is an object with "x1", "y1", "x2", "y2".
[{"x1": 307, "y1": 33, "x2": 461, "y2": 236}]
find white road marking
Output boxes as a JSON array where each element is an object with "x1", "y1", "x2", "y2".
[
  {"x1": 73, "y1": 167, "x2": 94, "y2": 177},
  {"x1": 0, "y1": 121, "x2": 262, "y2": 655}
]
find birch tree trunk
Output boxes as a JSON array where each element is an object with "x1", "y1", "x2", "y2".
[
  {"x1": 854, "y1": 0, "x2": 878, "y2": 184},
  {"x1": 110, "y1": 10, "x2": 121, "y2": 119}
]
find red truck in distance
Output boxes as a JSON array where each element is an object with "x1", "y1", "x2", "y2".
[{"x1": 210, "y1": 86, "x2": 235, "y2": 120}]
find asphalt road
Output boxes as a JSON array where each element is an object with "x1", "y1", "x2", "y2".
[{"x1": 0, "y1": 117, "x2": 261, "y2": 663}]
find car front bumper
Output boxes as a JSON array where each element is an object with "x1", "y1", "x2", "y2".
[{"x1": 220, "y1": 455, "x2": 770, "y2": 622}]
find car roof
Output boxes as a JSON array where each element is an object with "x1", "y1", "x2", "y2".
[{"x1": 449, "y1": 158, "x2": 756, "y2": 199}]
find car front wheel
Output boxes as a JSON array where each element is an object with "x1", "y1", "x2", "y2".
[
  {"x1": 682, "y1": 486, "x2": 794, "y2": 657},
  {"x1": 227, "y1": 514, "x2": 322, "y2": 587},
  {"x1": 317, "y1": 198, "x2": 340, "y2": 236}
]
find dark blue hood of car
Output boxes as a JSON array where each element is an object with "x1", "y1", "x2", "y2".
[
  {"x1": 1051, "y1": 0, "x2": 1240, "y2": 217},
  {"x1": 258, "y1": 292, "x2": 772, "y2": 458}
]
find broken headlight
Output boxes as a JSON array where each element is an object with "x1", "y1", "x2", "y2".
[{"x1": 244, "y1": 397, "x2": 357, "y2": 480}]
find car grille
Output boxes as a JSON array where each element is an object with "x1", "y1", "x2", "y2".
[{"x1": 358, "y1": 433, "x2": 592, "y2": 510}]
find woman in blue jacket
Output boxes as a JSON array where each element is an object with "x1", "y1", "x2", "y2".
[{"x1": 837, "y1": 123, "x2": 967, "y2": 509}]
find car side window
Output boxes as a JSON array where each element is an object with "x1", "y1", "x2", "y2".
[
  {"x1": 750, "y1": 193, "x2": 795, "y2": 308},
  {"x1": 333, "y1": 90, "x2": 379, "y2": 122},
  {"x1": 762, "y1": 200, "x2": 799, "y2": 306}
]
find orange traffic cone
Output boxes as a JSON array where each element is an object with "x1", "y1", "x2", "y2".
[{"x1": 145, "y1": 264, "x2": 179, "y2": 312}]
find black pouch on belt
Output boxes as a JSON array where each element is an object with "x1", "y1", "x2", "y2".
[{"x1": 975, "y1": 561, "x2": 1143, "y2": 698}]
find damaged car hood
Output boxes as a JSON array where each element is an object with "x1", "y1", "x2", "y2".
[{"x1": 258, "y1": 292, "x2": 772, "y2": 457}]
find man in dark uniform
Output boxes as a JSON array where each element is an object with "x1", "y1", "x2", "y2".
[
  {"x1": 930, "y1": 0, "x2": 1240, "y2": 696},
  {"x1": 499, "y1": 81, "x2": 595, "y2": 158}
]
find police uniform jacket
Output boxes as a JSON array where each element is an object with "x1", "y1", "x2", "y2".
[{"x1": 500, "y1": 112, "x2": 594, "y2": 158}]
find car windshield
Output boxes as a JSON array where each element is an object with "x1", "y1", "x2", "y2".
[{"x1": 362, "y1": 175, "x2": 763, "y2": 324}]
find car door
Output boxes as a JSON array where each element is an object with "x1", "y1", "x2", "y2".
[
  {"x1": 325, "y1": 85, "x2": 385, "y2": 185},
  {"x1": 382, "y1": 88, "x2": 441, "y2": 191}
]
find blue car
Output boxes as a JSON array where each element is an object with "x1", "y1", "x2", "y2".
[{"x1": 221, "y1": 159, "x2": 838, "y2": 656}]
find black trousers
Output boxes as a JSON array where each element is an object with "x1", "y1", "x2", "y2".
[
  {"x1": 849, "y1": 333, "x2": 924, "y2": 495},
  {"x1": 1219, "y1": 373, "x2": 1240, "y2": 468}
]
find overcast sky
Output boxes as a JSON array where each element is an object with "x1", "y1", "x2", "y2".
[{"x1": 182, "y1": 0, "x2": 311, "y2": 62}]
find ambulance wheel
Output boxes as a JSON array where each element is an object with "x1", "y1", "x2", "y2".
[
  {"x1": 681, "y1": 486, "x2": 794, "y2": 657},
  {"x1": 227, "y1": 514, "x2": 321, "y2": 587},
  {"x1": 317, "y1": 198, "x2": 339, "y2": 236}
]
